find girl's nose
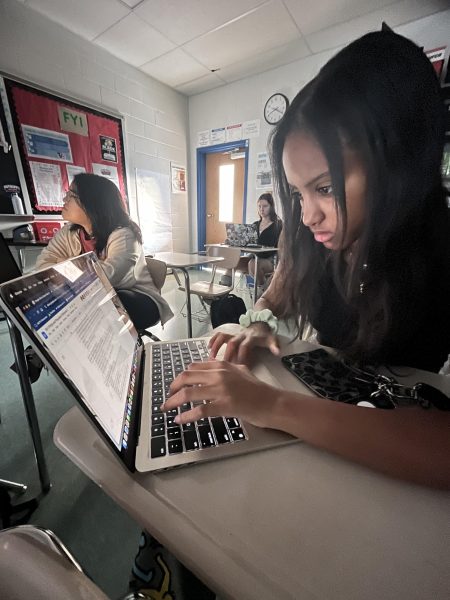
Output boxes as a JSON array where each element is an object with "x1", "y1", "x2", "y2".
[{"x1": 301, "y1": 197, "x2": 323, "y2": 228}]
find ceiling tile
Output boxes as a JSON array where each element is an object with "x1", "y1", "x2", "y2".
[
  {"x1": 183, "y1": 0, "x2": 301, "y2": 70},
  {"x1": 283, "y1": 0, "x2": 394, "y2": 36},
  {"x1": 175, "y1": 73, "x2": 226, "y2": 96},
  {"x1": 218, "y1": 38, "x2": 311, "y2": 83},
  {"x1": 95, "y1": 13, "x2": 175, "y2": 67},
  {"x1": 135, "y1": 0, "x2": 267, "y2": 45},
  {"x1": 141, "y1": 48, "x2": 211, "y2": 87},
  {"x1": 305, "y1": 0, "x2": 450, "y2": 54},
  {"x1": 23, "y1": 0, "x2": 130, "y2": 40}
]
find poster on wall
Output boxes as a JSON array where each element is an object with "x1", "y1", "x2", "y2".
[
  {"x1": 66, "y1": 164, "x2": 86, "y2": 185},
  {"x1": 29, "y1": 161, "x2": 64, "y2": 209},
  {"x1": 136, "y1": 168, "x2": 172, "y2": 254},
  {"x1": 210, "y1": 127, "x2": 226, "y2": 144},
  {"x1": 242, "y1": 119, "x2": 260, "y2": 138},
  {"x1": 197, "y1": 130, "x2": 210, "y2": 147},
  {"x1": 170, "y1": 163, "x2": 186, "y2": 193},
  {"x1": 99, "y1": 135, "x2": 117, "y2": 162},
  {"x1": 92, "y1": 163, "x2": 120, "y2": 189},
  {"x1": 256, "y1": 152, "x2": 272, "y2": 189},
  {"x1": 22, "y1": 124, "x2": 73, "y2": 162},
  {"x1": 226, "y1": 123, "x2": 242, "y2": 142}
]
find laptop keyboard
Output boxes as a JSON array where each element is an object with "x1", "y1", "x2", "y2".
[{"x1": 150, "y1": 340, "x2": 247, "y2": 459}]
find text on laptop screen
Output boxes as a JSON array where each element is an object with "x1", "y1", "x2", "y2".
[{"x1": 5, "y1": 254, "x2": 136, "y2": 449}]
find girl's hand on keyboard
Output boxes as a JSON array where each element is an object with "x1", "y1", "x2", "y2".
[
  {"x1": 208, "y1": 325, "x2": 279, "y2": 365},
  {"x1": 163, "y1": 361, "x2": 278, "y2": 428}
]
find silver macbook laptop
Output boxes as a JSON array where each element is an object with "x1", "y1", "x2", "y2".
[
  {"x1": 225, "y1": 223, "x2": 259, "y2": 247},
  {"x1": 0, "y1": 253, "x2": 295, "y2": 472}
]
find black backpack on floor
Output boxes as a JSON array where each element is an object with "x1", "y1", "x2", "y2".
[{"x1": 210, "y1": 294, "x2": 246, "y2": 328}]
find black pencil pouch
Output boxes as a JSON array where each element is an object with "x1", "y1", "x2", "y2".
[{"x1": 281, "y1": 348, "x2": 450, "y2": 410}]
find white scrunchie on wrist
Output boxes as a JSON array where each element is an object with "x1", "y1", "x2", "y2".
[{"x1": 239, "y1": 308, "x2": 279, "y2": 334}]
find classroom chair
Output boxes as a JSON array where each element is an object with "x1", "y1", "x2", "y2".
[
  {"x1": 0, "y1": 525, "x2": 109, "y2": 599},
  {"x1": 177, "y1": 246, "x2": 241, "y2": 321}
]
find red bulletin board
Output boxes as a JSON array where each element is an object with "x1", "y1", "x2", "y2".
[{"x1": 4, "y1": 78, "x2": 128, "y2": 215}]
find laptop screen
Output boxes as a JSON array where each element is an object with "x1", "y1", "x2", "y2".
[
  {"x1": 225, "y1": 223, "x2": 258, "y2": 246},
  {"x1": 1, "y1": 253, "x2": 138, "y2": 450}
]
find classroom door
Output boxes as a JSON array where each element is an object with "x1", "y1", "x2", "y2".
[{"x1": 205, "y1": 152, "x2": 245, "y2": 244}]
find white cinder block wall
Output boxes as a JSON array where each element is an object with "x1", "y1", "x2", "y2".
[
  {"x1": 188, "y1": 7, "x2": 450, "y2": 251},
  {"x1": 0, "y1": 0, "x2": 190, "y2": 252}
]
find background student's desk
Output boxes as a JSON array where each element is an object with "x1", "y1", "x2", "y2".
[
  {"x1": 205, "y1": 244, "x2": 278, "y2": 304},
  {"x1": 53, "y1": 327, "x2": 450, "y2": 600},
  {"x1": 153, "y1": 252, "x2": 224, "y2": 337}
]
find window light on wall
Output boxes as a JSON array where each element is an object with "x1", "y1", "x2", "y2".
[{"x1": 219, "y1": 164, "x2": 234, "y2": 222}]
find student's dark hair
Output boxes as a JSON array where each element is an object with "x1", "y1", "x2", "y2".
[
  {"x1": 270, "y1": 31, "x2": 449, "y2": 362},
  {"x1": 70, "y1": 173, "x2": 142, "y2": 253}
]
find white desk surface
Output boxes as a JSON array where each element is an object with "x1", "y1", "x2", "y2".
[
  {"x1": 154, "y1": 252, "x2": 224, "y2": 268},
  {"x1": 54, "y1": 333, "x2": 450, "y2": 600},
  {"x1": 205, "y1": 243, "x2": 278, "y2": 254}
]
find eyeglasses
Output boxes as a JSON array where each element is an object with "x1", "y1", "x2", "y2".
[{"x1": 63, "y1": 189, "x2": 79, "y2": 202}]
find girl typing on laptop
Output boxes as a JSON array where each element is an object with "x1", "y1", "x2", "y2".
[{"x1": 164, "y1": 31, "x2": 450, "y2": 489}]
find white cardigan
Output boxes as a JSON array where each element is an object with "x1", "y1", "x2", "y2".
[{"x1": 35, "y1": 224, "x2": 173, "y2": 325}]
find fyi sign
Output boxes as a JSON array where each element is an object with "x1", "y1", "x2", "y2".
[{"x1": 58, "y1": 106, "x2": 89, "y2": 136}]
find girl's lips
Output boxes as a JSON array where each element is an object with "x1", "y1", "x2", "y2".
[{"x1": 313, "y1": 231, "x2": 334, "y2": 243}]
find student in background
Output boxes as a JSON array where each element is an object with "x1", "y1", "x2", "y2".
[
  {"x1": 35, "y1": 173, "x2": 173, "y2": 329},
  {"x1": 247, "y1": 192, "x2": 282, "y2": 285},
  {"x1": 165, "y1": 31, "x2": 450, "y2": 489}
]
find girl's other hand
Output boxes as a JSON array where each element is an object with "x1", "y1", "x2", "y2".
[{"x1": 208, "y1": 324, "x2": 280, "y2": 365}]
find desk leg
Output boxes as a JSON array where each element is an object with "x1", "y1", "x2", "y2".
[
  {"x1": 253, "y1": 254, "x2": 259, "y2": 306},
  {"x1": 179, "y1": 267, "x2": 193, "y2": 338},
  {"x1": 7, "y1": 319, "x2": 51, "y2": 494}
]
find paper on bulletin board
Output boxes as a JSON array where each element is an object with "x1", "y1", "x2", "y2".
[
  {"x1": 99, "y1": 135, "x2": 117, "y2": 162},
  {"x1": 197, "y1": 130, "x2": 210, "y2": 147},
  {"x1": 226, "y1": 124, "x2": 242, "y2": 142},
  {"x1": 30, "y1": 161, "x2": 64, "y2": 209},
  {"x1": 256, "y1": 152, "x2": 272, "y2": 189},
  {"x1": 22, "y1": 124, "x2": 73, "y2": 162},
  {"x1": 136, "y1": 168, "x2": 172, "y2": 254},
  {"x1": 58, "y1": 106, "x2": 89, "y2": 136},
  {"x1": 210, "y1": 127, "x2": 226, "y2": 144},
  {"x1": 92, "y1": 163, "x2": 120, "y2": 189},
  {"x1": 171, "y1": 163, "x2": 186, "y2": 193},
  {"x1": 243, "y1": 119, "x2": 260, "y2": 139},
  {"x1": 66, "y1": 164, "x2": 86, "y2": 185}
]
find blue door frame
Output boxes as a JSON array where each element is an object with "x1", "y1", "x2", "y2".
[{"x1": 196, "y1": 139, "x2": 249, "y2": 251}]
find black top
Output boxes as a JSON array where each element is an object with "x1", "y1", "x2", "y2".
[
  {"x1": 253, "y1": 220, "x2": 282, "y2": 258},
  {"x1": 309, "y1": 262, "x2": 449, "y2": 373}
]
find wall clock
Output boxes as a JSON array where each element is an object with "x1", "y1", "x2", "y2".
[{"x1": 264, "y1": 93, "x2": 289, "y2": 125}]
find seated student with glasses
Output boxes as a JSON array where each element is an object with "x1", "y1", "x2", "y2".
[{"x1": 35, "y1": 173, "x2": 173, "y2": 330}]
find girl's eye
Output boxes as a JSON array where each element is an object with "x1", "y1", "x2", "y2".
[{"x1": 317, "y1": 184, "x2": 333, "y2": 196}]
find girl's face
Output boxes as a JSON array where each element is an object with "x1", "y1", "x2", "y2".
[
  {"x1": 61, "y1": 185, "x2": 92, "y2": 231},
  {"x1": 257, "y1": 199, "x2": 271, "y2": 219},
  {"x1": 282, "y1": 130, "x2": 366, "y2": 251}
]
